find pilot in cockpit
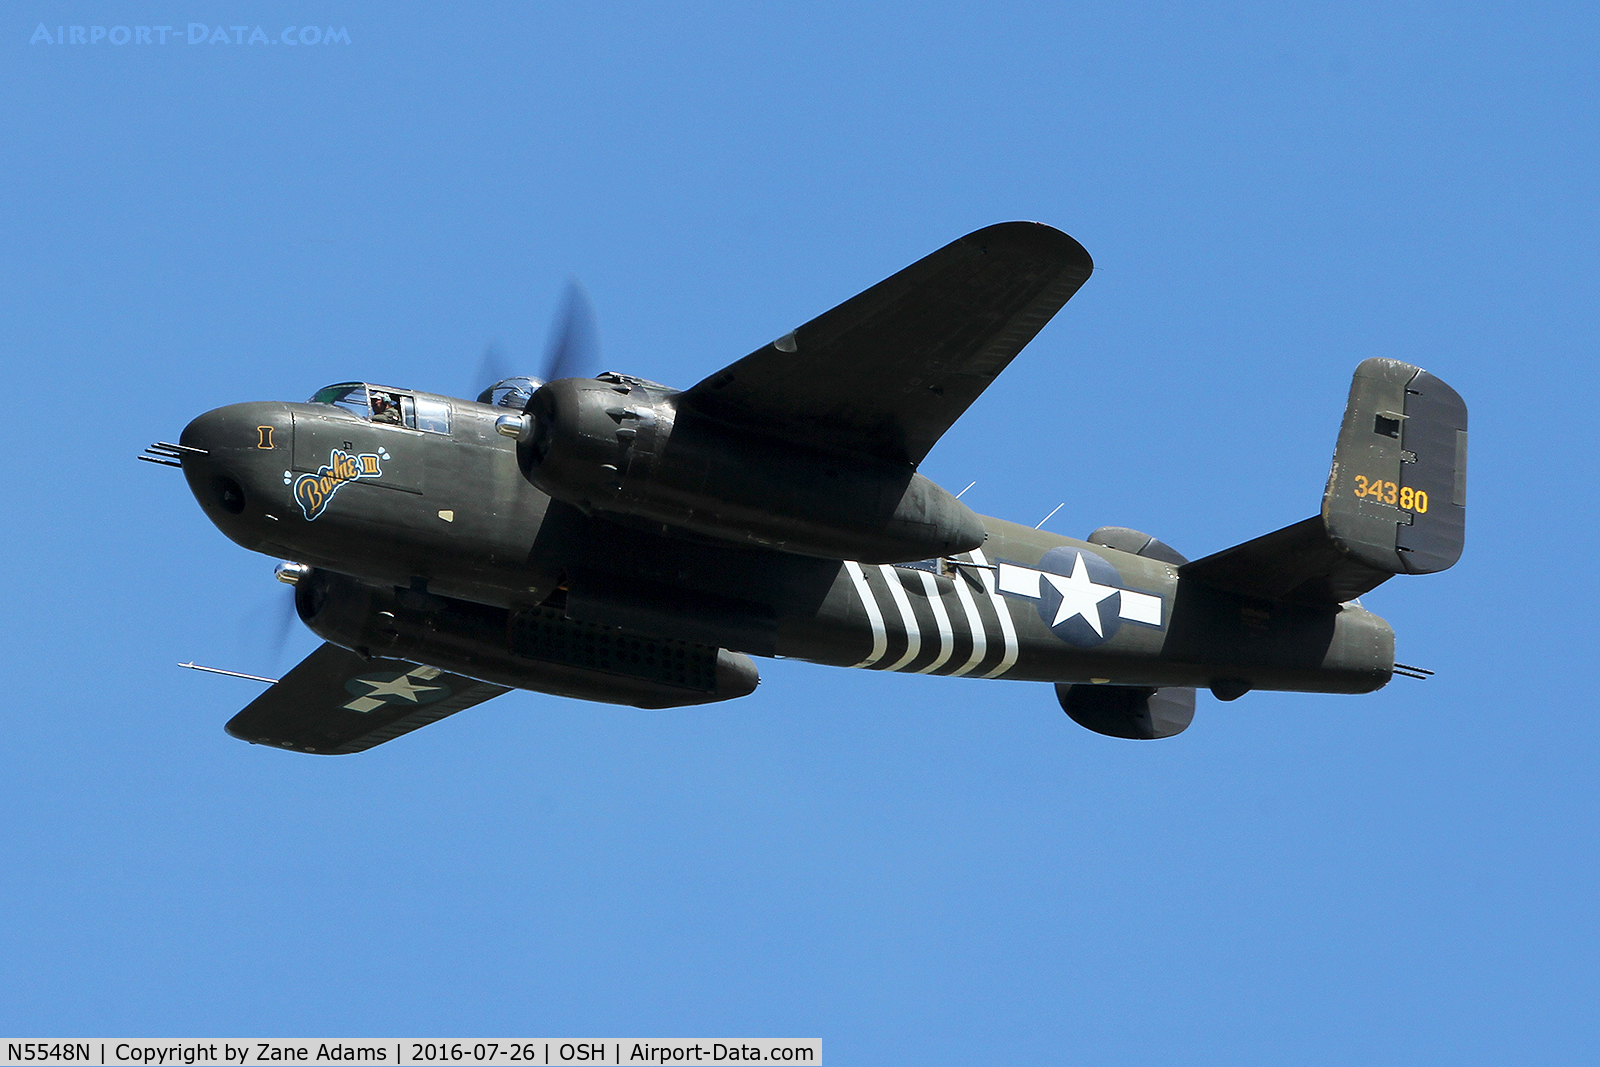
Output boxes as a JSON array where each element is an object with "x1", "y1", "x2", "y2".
[{"x1": 370, "y1": 393, "x2": 402, "y2": 424}]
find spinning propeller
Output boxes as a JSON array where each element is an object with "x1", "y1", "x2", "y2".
[{"x1": 474, "y1": 278, "x2": 601, "y2": 404}]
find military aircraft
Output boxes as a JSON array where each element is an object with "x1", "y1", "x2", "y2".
[{"x1": 141, "y1": 222, "x2": 1466, "y2": 754}]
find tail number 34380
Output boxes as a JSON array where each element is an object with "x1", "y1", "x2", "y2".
[{"x1": 1353, "y1": 475, "x2": 1429, "y2": 513}]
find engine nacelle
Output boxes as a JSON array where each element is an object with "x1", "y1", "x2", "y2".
[
  {"x1": 1057, "y1": 682, "x2": 1196, "y2": 739},
  {"x1": 516, "y1": 375, "x2": 985, "y2": 563},
  {"x1": 296, "y1": 569, "x2": 759, "y2": 709}
]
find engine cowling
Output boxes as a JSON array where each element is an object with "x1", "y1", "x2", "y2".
[
  {"x1": 1057, "y1": 682, "x2": 1196, "y2": 739},
  {"x1": 514, "y1": 375, "x2": 985, "y2": 563},
  {"x1": 295, "y1": 569, "x2": 759, "y2": 709}
]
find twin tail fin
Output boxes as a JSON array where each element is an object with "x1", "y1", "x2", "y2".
[{"x1": 1181, "y1": 358, "x2": 1467, "y2": 605}]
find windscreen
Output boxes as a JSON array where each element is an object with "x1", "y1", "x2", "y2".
[{"x1": 310, "y1": 383, "x2": 370, "y2": 417}]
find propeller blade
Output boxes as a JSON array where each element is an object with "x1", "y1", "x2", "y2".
[
  {"x1": 474, "y1": 340, "x2": 513, "y2": 398},
  {"x1": 268, "y1": 588, "x2": 298, "y2": 662},
  {"x1": 234, "y1": 588, "x2": 302, "y2": 675},
  {"x1": 541, "y1": 278, "x2": 600, "y2": 383}
]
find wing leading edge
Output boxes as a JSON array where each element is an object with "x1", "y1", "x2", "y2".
[
  {"x1": 224, "y1": 643, "x2": 510, "y2": 755},
  {"x1": 679, "y1": 221, "x2": 1093, "y2": 467}
]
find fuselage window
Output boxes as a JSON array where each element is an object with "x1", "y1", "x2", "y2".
[
  {"x1": 370, "y1": 390, "x2": 405, "y2": 424},
  {"x1": 414, "y1": 396, "x2": 452, "y2": 434}
]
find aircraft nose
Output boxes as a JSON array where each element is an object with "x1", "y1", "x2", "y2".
[
  {"x1": 176, "y1": 402, "x2": 294, "y2": 532},
  {"x1": 178, "y1": 407, "x2": 221, "y2": 460},
  {"x1": 180, "y1": 403, "x2": 285, "y2": 456}
]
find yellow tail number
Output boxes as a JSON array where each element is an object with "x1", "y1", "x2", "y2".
[{"x1": 1352, "y1": 475, "x2": 1428, "y2": 513}]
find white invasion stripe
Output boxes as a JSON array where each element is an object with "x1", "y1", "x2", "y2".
[
  {"x1": 843, "y1": 560, "x2": 889, "y2": 668},
  {"x1": 971, "y1": 548, "x2": 1020, "y2": 679},
  {"x1": 948, "y1": 557, "x2": 989, "y2": 677},
  {"x1": 1118, "y1": 588, "x2": 1163, "y2": 626},
  {"x1": 879, "y1": 565, "x2": 923, "y2": 672},
  {"x1": 914, "y1": 569, "x2": 956, "y2": 674}
]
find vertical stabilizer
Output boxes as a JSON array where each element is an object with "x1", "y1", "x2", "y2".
[
  {"x1": 1322, "y1": 358, "x2": 1467, "y2": 575},
  {"x1": 1180, "y1": 359, "x2": 1467, "y2": 604}
]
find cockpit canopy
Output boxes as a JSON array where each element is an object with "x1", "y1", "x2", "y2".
[
  {"x1": 309, "y1": 383, "x2": 452, "y2": 434},
  {"x1": 477, "y1": 376, "x2": 543, "y2": 409}
]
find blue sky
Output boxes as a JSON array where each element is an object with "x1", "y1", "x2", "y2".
[{"x1": 3, "y1": 2, "x2": 1597, "y2": 1062}]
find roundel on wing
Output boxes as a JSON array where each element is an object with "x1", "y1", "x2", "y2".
[
  {"x1": 1035, "y1": 545, "x2": 1127, "y2": 647},
  {"x1": 342, "y1": 670, "x2": 452, "y2": 708}
]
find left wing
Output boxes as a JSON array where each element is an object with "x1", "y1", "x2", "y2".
[
  {"x1": 677, "y1": 222, "x2": 1093, "y2": 466},
  {"x1": 224, "y1": 643, "x2": 510, "y2": 755}
]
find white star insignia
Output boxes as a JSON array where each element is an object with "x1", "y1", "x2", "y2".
[
  {"x1": 342, "y1": 670, "x2": 445, "y2": 712},
  {"x1": 351, "y1": 673, "x2": 443, "y2": 703},
  {"x1": 1040, "y1": 551, "x2": 1121, "y2": 635}
]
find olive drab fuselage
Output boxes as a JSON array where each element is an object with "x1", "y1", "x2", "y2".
[{"x1": 179, "y1": 390, "x2": 1395, "y2": 699}]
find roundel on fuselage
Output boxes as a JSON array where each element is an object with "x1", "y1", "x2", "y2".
[{"x1": 1034, "y1": 545, "x2": 1127, "y2": 647}]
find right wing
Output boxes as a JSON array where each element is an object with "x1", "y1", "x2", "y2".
[{"x1": 224, "y1": 643, "x2": 510, "y2": 755}]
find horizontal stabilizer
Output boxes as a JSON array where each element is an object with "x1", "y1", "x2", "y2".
[
  {"x1": 224, "y1": 643, "x2": 509, "y2": 755},
  {"x1": 1181, "y1": 359, "x2": 1467, "y2": 605},
  {"x1": 1178, "y1": 515, "x2": 1395, "y2": 603}
]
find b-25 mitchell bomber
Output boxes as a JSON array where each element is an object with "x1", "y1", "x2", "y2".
[{"x1": 143, "y1": 222, "x2": 1466, "y2": 754}]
